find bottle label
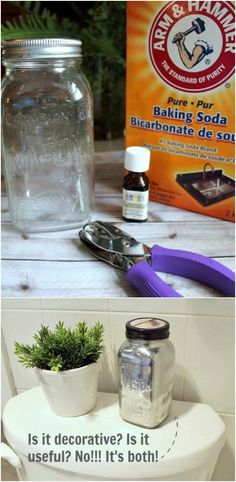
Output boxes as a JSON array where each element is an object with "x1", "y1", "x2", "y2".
[{"x1": 122, "y1": 189, "x2": 149, "y2": 220}]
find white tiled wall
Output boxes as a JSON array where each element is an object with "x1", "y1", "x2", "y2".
[{"x1": 2, "y1": 297, "x2": 235, "y2": 481}]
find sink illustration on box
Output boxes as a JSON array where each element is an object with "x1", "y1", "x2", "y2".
[{"x1": 176, "y1": 163, "x2": 235, "y2": 207}]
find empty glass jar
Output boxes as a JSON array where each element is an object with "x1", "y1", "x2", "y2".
[
  {"x1": 118, "y1": 318, "x2": 175, "y2": 428},
  {"x1": 1, "y1": 38, "x2": 94, "y2": 232}
]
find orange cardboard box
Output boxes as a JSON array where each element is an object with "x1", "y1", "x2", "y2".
[{"x1": 126, "y1": 1, "x2": 235, "y2": 221}]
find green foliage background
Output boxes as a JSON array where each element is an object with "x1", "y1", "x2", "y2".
[{"x1": 2, "y1": 1, "x2": 126, "y2": 138}]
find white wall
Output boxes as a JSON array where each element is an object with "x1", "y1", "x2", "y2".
[{"x1": 2, "y1": 297, "x2": 235, "y2": 481}]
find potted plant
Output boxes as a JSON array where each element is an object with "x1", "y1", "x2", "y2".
[{"x1": 15, "y1": 321, "x2": 104, "y2": 417}]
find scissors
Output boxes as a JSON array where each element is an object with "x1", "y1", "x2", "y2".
[{"x1": 79, "y1": 221, "x2": 235, "y2": 297}]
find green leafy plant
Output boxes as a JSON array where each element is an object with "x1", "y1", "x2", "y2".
[
  {"x1": 15, "y1": 321, "x2": 104, "y2": 372},
  {"x1": 1, "y1": 2, "x2": 78, "y2": 40},
  {"x1": 79, "y1": 2, "x2": 126, "y2": 138}
]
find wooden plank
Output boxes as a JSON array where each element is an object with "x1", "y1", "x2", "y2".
[
  {"x1": 2, "y1": 257, "x2": 234, "y2": 299},
  {"x1": 1, "y1": 192, "x2": 219, "y2": 224},
  {"x1": 1, "y1": 151, "x2": 234, "y2": 298},
  {"x1": 94, "y1": 197, "x2": 219, "y2": 223},
  {"x1": 2, "y1": 220, "x2": 234, "y2": 261}
]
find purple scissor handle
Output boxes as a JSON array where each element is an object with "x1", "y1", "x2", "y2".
[
  {"x1": 79, "y1": 221, "x2": 235, "y2": 298},
  {"x1": 126, "y1": 245, "x2": 235, "y2": 297}
]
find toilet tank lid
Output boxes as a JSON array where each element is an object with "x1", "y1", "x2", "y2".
[{"x1": 3, "y1": 389, "x2": 225, "y2": 479}]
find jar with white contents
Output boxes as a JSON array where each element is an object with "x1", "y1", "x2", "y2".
[{"x1": 118, "y1": 317, "x2": 175, "y2": 428}]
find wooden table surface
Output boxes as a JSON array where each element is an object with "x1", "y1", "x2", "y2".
[{"x1": 2, "y1": 151, "x2": 235, "y2": 298}]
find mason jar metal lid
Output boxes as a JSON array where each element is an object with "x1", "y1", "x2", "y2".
[
  {"x1": 126, "y1": 317, "x2": 170, "y2": 340},
  {"x1": 2, "y1": 38, "x2": 82, "y2": 60}
]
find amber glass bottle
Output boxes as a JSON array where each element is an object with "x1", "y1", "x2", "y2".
[{"x1": 122, "y1": 146, "x2": 150, "y2": 222}]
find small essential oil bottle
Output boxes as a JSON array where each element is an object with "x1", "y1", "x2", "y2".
[{"x1": 122, "y1": 146, "x2": 150, "y2": 222}]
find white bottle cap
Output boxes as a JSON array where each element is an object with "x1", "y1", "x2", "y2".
[{"x1": 125, "y1": 146, "x2": 150, "y2": 172}]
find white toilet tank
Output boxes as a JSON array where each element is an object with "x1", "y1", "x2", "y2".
[{"x1": 2, "y1": 389, "x2": 225, "y2": 481}]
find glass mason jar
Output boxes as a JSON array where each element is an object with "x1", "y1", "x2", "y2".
[
  {"x1": 118, "y1": 318, "x2": 175, "y2": 428},
  {"x1": 1, "y1": 38, "x2": 94, "y2": 232}
]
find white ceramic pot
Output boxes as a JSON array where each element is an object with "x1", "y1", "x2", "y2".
[{"x1": 35, "y1": 363, "x2": 99, "y2": 417}]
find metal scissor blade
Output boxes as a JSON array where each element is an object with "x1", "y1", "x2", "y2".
[
  {"x1": 79, "y1": 221, "x2": 151, "y2": 270},
  {"x1": 80, "y1": 227, "x2": 126, "y2": 269}
]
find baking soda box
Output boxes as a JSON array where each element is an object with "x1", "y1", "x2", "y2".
[{"x1": 126, "y1": 1, "x2": 235, "y2": 221}]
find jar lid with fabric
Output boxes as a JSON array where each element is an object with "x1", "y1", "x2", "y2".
[{"x1": 126, "y1": 317, "x2": 170, "y2": 340}]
